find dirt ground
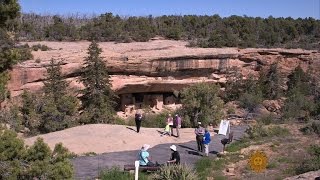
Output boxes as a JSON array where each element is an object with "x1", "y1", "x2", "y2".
[{"x1": 25, "y1": 124, "x2": 203, "y2": 154}]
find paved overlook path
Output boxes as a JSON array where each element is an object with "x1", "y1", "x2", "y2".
[{"x1": 72, "y1": 125, "x2": 248, "y2": 179}]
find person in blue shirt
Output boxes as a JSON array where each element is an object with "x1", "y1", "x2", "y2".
[
  {"x1": 138, "y1": 144, "x2": 154, "y2": 166},
  {"x1": 203, "y1": 129, "x2": 211, "y2": 156}
]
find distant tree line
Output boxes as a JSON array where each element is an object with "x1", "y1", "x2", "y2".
[{"x1": 18, "y1": 13, "x2": 320, "y2": 49}]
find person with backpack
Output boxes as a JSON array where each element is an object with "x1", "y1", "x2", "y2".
[
  {"x1": 135, "y1": 111, "x2": 143, "y2": 133},
  {"x1": 203, "y1": 129, "x2": 211, "y2": 156},
  {"x1": 138, "y1": 144, "x2": 154, "y2": 166},
  {"x1": 174, "y1": 114, "x2": 182, "y2": 137}
]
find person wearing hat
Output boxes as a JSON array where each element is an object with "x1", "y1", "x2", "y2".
[
  {"x1": 138, "y1": 144, "x2": 154, "y2": 166},
  {"x1": 195, "y1": 122, "x2": 205, "y2": 152},
  {"x1": 167, "y1": 145, "x2": 180, "y2": 165},
  {"x1": 174, "y1": 114, "x2": 182, "y2": 137}
]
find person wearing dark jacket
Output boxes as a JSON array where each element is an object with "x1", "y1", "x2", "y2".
[
  {"x1": 195, "y1": 122, "x2": 205, "y2": 152},
  {"x1": 167, "y1": 145, "x2": 180, "y2": 165},
  {"x1": 135, "y1": 111, "x2": 142, "y2": 133}
]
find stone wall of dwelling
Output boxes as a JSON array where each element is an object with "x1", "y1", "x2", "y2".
[{"x1": 119, "y1": 92, "x2": 177, "y2": 112}]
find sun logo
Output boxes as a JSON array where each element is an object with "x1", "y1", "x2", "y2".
[{"x1": 248, "y1": 150, "x2": 268, "y2": 172}]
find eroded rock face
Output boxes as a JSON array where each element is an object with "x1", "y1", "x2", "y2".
[{"x1": 7, "y1": 40, "x2": 320, "y2": 100}]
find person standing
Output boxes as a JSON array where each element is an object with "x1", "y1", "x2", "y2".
[
  {"x1": 135, "y1": 111, "x2": 143, "y2": 133},
  {"x1": 167, "y1": 145, "x2": 180, "y2": 165},
  {"x1": 203, "y1": 129, "x2": 211, "y2": 156},
  {"x1": 174, "y1": 114, "x2": 182, "y2": 137},
  {"x1": 167, "y1": 114, "x2": 174, "y2": 136},
  {"x1": 195, "y1": 122, "x2": 205, "y2": 152}
]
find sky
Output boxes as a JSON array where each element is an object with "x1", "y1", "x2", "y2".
[{"x1": 20, "y1": 0, "x2": 320, "y2": 19}]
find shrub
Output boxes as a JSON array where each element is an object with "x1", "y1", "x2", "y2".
[
  {"x1": 152, "y1": 164, "x2": 198, "y2": 180},
  {"x1": 295, "y1": 145, "x2": 320, "y2": 174},
  {"x1": 239, "y1": 92, "x2": 262, "y2": 112},
  {"x1": 195, "y1": 157, "x2": 226, "y2": 180},
  {"x1": 282, "y1": 89, "x2": 316, "y2": 121},
  {"x1": 181, "y1": 83, "x2": 224, "y2": 126},
  {"x1": 100, "y1": 167, "x2": 148, "y2": 180},
  {"x1": 113, "y1": 116, "x2": 126, "y2": 125},
  {"x1": 15, "y1": 46, "x2": 33, "y2": 61},
  {"x1": 266, "y1": 161, "x2": 278, "y2": 169},
  {"x1": 195, "y1": 157, "x2": 213, "y2": 173},
  {"x1": 100, "y1": 167, "x2": 131, "y2": 180},
  {"x1": 32, "y1": 44, "x2": 51, "y2": 51},
  {"x1": 139, "y1": 112, "x2": 169, "y2": 128},
  {"x1": 246, "y1": 124, "x2": 290, "y2": 139},
  {"x1": 195, "y1": 157, "x2": 214, "y2": 179},
  {"x1": 226, "y1": 107, "x2": 236, "y2": 115},
  {"x1": 0, "y1": 105, "x2": 23, "y2": 132},
  {"x1": 40, "y1": 44, "x2": 50, "y2": 51},
  {"x1": 225, "y1": 139, "x2": 250, "y2": 152},
  {"x1": 258, "y1": 113, "x2": 277, "y2": 125},
  {"x1": 0, "y1": 129, "x2": 74, "y2": 179},
  {"x1": 300, "y1": 121, "x2": 320, "y2": 136},
  {"x1": 181, "y1": 115, "x2": 192, "y2": 128}
]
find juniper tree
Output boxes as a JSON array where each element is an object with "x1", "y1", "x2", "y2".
[
  {"x1": 79, "y1": 41, "x2": 116, "y2": 124},
  {"x1": 0, "y1": 128, "x2": 74, "y2": 179},
  {"x1": 287, "y1": 65, "x2": 311, "y2": 96},
  {"x1": 283, "y1": 65, "x2": 318, "y2": 120},
  {"x1": 259, "y1": 63, "x2": 283, "y2": 100},
  {"x1": 180, "y1": 83, "x2": 224, "y2": 126}
]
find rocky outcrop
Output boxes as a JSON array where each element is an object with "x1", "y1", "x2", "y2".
[
  {"x1": 7, "y1": 40, "x2": 320, "y2": 98},
  {"x1": 284, "y1": 170, "x2": 320, "y2": 180}
]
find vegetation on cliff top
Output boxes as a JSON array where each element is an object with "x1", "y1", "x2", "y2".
[{"x1": 19, "y1": 13, "x2": 320, "y2": 49}]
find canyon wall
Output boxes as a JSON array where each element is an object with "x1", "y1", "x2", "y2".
[{"x1": 7, "y1": 40, "x2": 320, "y2": 103}]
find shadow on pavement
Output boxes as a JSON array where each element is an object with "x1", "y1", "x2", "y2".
[
  {"x1": 178, "y1": 144, "x2": 197, "y2": 151},
  {"x1": 126, "y1": 126, "x2": 137, "y2": 132}
]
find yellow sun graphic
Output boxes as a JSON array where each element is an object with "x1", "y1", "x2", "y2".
[{"x1": 248, "y1": 150, "x2": 268, "y2": 173}]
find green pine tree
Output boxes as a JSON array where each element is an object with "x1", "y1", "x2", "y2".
[
  {"x1": 0, "y1": 0, "x2": 20, "y2": 29},
  {"x1": 43, "y1": 59, "x2": 68, "y2": 103},
  {"x1": 40, "y1": 59, "x2": 79, "y2": 133},
  {"x1": 0, "y1": 0, "x2": 21, "y2": 105},
  {"x1": 260, "y1": 63, "x2": 283, "y2": 99},
  {"x1": 79, "y1": 41, "x2": 117, "y2": 124},
  {"x1": 287, "y1": 65, "x2": 310, "y2": 96}
]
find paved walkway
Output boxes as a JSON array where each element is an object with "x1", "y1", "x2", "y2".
[{"x1": 72, "y1": 125, "x2": 248, "y2": 179}]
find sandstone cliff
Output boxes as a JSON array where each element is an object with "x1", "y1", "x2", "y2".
[{"x1": 8, "y1": 40, "x2": 320, "y2": 99}]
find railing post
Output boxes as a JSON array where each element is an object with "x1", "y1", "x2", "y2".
[{"x1": 134, "y1": 160, "x2": 139, "y2": 180}]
